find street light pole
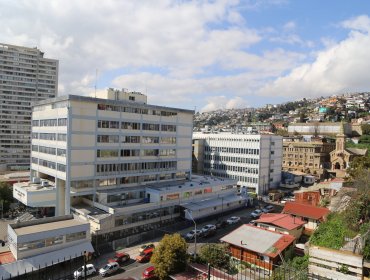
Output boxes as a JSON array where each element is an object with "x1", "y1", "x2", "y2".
[{"x1": 184, "y1": 209, "x2": 197, "y2": 256}]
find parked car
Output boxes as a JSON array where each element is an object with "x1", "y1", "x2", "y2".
[
  {"x1": 108, "y1": 252, "x2": 130, "y2": 264},
  {"x1": 202, "y1": 228, "x2": 216, "y2": 238},
  {"x1": 215, "y1": 220, "x2": 227, "y2": 229},
  {"x1": 185, "y1": 229, "x2": 202, "y2": 240},
  {"x1": 142, "y1": 266, "x2": 157, "y2": 279},
  {"x1": 201, "y1": 224, "x2": 216, "y2": 234},
  {"x1": 73, "y1": 264, "x2": 96, "y2": 279},
  {"x1": 248, "y1": 220, "x2": 256, "y2": 225},
  {"x1": 99, "y1": 262, "x2": 120, "y2": 277},
  {"x1": 136, "y1": 248, "x2": 154, "y2": 263},
  {"x1": 139, "y1": 243, "x2": 155, "y2": 253},
  {"x1": 250, "y1": 209, "x2": 263, "y2": 218},
  {"x1": 262, "y1": 205, "x2": 275, "y2": 213},
  {"x1": 226, "y1": 216, "x2": 240, "y2": 224}
]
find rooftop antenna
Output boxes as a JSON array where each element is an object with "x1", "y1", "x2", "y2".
[{"x1": 94, "y1": 69, "x2": 98, "y2": 98}]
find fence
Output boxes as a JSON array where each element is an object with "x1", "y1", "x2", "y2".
[{"x1": 0, "y1": 253, "x2": 87, "y2": 280}]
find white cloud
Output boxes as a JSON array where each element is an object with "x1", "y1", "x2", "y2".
[
  {"x1": 1, "y1": 1, "x2": 366, "y2": 110},
  {"x1": 283, "y1": 21, "x2": 296, "y2": 31},
  {"x1": 259, "y1": 15, "x2": 370, "y2": 99}
]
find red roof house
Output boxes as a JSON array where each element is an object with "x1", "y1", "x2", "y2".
[
  {"x1": 255, "y1": 213, "x2": 305, "y2": 239},
  {"x1": 282, "y1": 202, "x2": 330, "y2": 233},
  {"x1": 220, "y1": 225, "x2": 296, "y2": 272}
]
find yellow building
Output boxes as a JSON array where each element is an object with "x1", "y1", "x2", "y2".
[{"x1": 282, "y1": 136, "x2": 335, "y2": 178}]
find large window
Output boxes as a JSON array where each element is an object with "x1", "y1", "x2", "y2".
[
  {"x1": 57, "y1": 118, "x2": 67, "y2": 126},
  {"x1": 97, "y1": 149, "x2": 119, "y2": 158},
  {"x1": 142, "y1": 123, "x2": 160, "y2": 131},
  {"x1": 57, "y1": 134, "x2": 67, "y2": 141},
  {"x1": 142, "y1": 136, "x2": 159, "y2": 144},
  {"x1": 161, "y1": 124, "x2": 176, "y2": 132},
  {"x1": 66, "y1": 231, "x2": 86, "y2": 243},
  {"x1": 122, "y1": 136, "x2": 140, "y2": 143},
  {"x1": 97, "y1": 135, "x2": 119, "y2": 143},
  {"x1": 98, "y1": 120, "x2": 120, "y2": 129},
  {"x1": 122, "y1": 122, "x2": 140, "y2": 130}
]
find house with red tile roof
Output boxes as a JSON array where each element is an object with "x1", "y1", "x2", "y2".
[
  {"x1": 220, "y1": 225, "x2": 295, "y2": 273},
  {"x1": 282, "y1": 201, "x2": 330, "y2": 234},
  {"x1": 254, "y1": 213, "x2": 305, "y2": 239}
]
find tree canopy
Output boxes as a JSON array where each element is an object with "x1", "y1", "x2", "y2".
[
  {"x1": 151, "y1": 233, "x2": 188, "y2": 280},
  {"x1": 0, "y1": 182, "x2": 13, "y2": 214},
  {"x1": 198, "y1": 243, "x2": 231, "y2": 270}
]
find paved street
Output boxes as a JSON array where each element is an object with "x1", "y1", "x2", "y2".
[{"x1": 81, "y1": 204, "x2": 280, "y2": 280}]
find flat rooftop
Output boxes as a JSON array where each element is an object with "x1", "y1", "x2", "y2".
[
  {"x1": 145, "y1": 175, "x2": 236, "y2": 193},
  {"x1": 10, "y1": 215, "x2": 87, "y2": 236},
  {"x1": 13, "y1": 181, "x2": 55, "y2": 192}
]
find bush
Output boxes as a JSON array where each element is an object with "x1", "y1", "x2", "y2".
[{"x1": 310, "y1": 213, "x2": 356, "y2": 249}]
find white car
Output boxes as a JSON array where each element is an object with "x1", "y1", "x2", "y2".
[
  {"x1": 262, "y1": 205, "x2": 275, "y2": 213},
  {"x1": 226, "y1": 216, "x2": 240, "y2": 224},
  {"x1": 74, "y1": 264, "x2": 96, "y2": 279},
  {"x1": 99, "y1": 262, "x2": 119, "y2": 277},
  {"x1": 185, "y1": 229, "x2": 202, "y2": 240},
  {"x1": 201, "y1": 224, "x2": 216, "y2": 233},
  {"x1": 250, "y1": 209, "x2": 263, "y2": 218}
]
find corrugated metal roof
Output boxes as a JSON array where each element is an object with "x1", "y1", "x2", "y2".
[
  {"x1": 282, "y1": 202, "x2": 330, "y2": 220},
  {"x1": 220, "y1": 225, "x2": 295, "y2": 257}
]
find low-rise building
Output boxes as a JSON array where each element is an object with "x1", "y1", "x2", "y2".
[
  {"x1": 0, "y1": 215, "x2": 92, "y2": 279},
  {"x1": 282, "y1": 202, "x2": 330, "y2": 234},
  {"x1": 220, "y1": 225, "x2": 295, "y2": 273},
  {"x1": 254, "y1": 213, "x2": 305, "y2": 239}
]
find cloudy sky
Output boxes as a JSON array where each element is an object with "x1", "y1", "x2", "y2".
[{"x1": 1, "y1": 0, "x2": 370, "y2": 111}]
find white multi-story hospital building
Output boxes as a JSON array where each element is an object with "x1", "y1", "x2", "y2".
[
  {"x1": 192, "y1": 132, "x2": 283, "y2": 195},
  {"x1": 13, "y1": 89, "x2": 242, "y2": 245}
]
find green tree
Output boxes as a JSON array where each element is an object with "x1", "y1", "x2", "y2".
[
  {"x1": 343, "y1": 170, "x2": 370, "y2": 231},
  {"x1": 348, "y1": 156, "x2": 370, "y2": 179},
  {"x1": 0, "y1": 182, "x2": 13, "y2": 214},
  {"x1": 151, "y1": 233, "x2": 188, "y2": 280},
  {"x1": 198, "y1": 243, "x2": 230, "y2": 270},
  {"x1": 361, "y1": 123, "x2": 370, "y2": 135}
]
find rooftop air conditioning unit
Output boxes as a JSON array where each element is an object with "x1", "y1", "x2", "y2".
[
  {"x1": 41, "y1": 180, "x2": 49, "y2": 187},
  {"x1": 32, "y1": 177, "x2": 41, "y2": 184}
]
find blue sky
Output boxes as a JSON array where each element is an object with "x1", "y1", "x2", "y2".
[{"x1": 1, "y1": 0, "x2": 370, "y2": 111}]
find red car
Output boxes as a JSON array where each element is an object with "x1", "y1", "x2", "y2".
[
  {"x1": 136, "y1": 248, "x2": 154, "y2": 263},
  {"x1": 108, "y1": 252, "x2": 130, "y2": 264},
  {"x1": 142, "y1": 266, "x2": 157, "y2": 279}
]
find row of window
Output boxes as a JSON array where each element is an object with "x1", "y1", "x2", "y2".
[
  {"x1": 204, "y1": 163, "x2": 259, "y2": 174},
  {"x1": 96, "y1": 161, "x2": 177, "y2": 174},
  {"x1": 32, "y1": 118, "x2": 67, "y2": 127},
  {"x1": 205, "y1": 138, "x2": 260, "y2": 142},
  {"x1": 205, "y1": 146, "x2": 260, "y2": 155},
  {"x1": 31, "y1": 145, "x2": 66, "y2": 157},
  {"x1": 97, "y1": 149, "x2": 176, "y2": 158},
  {"x1": 32, "y1": 133, "x2": 67, "y2": 141},
  {"x1": 98, "y1": 120, "x2": 176, "y2": 132},
  {"x1": 32, "y1": 157, "x2": 66, "y2": 172},
  {"x1": 97, "y1": 103, "x2": 177, "y2": 117},
  {"x1": 97, "y1": 135, "x2": 176, "y2": 144},
  {"x1": 204, "y1": 155, "x2": 259, "y2": 165},
  {"x1": 17, "y1": 231, "x2": 86, "y2": 252}
]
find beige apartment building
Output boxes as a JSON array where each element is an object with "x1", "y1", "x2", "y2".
[{"x1": 282, "y1": 136, "x2": 336, "y2": 178}]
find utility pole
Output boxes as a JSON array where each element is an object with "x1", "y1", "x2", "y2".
[{"x1": 184, "y1": 209, "x2": 197, "y2": 256}]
